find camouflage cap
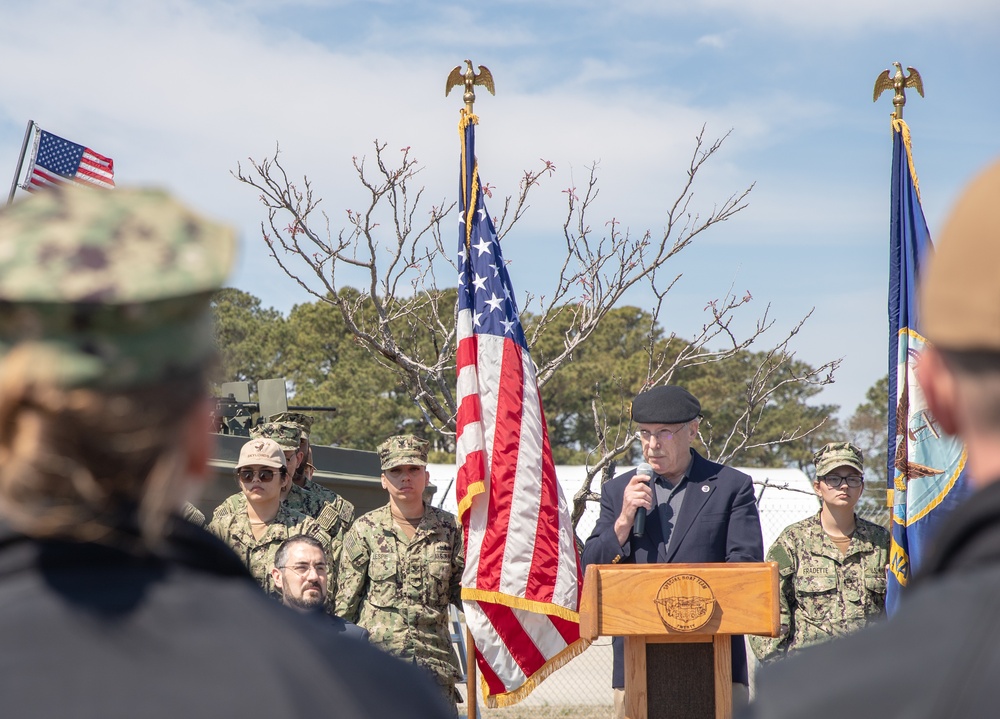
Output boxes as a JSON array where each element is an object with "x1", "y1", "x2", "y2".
[
  {"x1": 237, "y1": 437, "x2": 286, "y2": 470},
  {"x1": 813, "y1": 442, "x2": 864, "y2": 477},
  {"x1": 377, "y1": 434, "x2": 429, "y2": 470},
  {"x1": 268, "y1": 411, "x2": 314, "y2": 441},
  {"x1": 0, "y1": 186, "x2": 235, "y2": 389},
  {"x1": 920, "y1": 158, "x2": 1000, "y2": 351},
  {"x1": 250, "y1": 421, "x2": 302, "y2": 451}
]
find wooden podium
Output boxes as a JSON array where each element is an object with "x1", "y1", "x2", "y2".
[{"x1": 580, "y1": 563, "x2": 779, "y2": 719}]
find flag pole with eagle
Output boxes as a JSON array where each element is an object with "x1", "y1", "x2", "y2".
[
  {"x1": 453, "y1": 101, "x2": 589, "y2": 705},
  {"x1": 885, "y1": 115, "x2": 970, "y2": 613}
]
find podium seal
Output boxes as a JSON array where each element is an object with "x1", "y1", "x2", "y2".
[{"x1": 654, "y1": 573, "x2": 717, "y2": 632}]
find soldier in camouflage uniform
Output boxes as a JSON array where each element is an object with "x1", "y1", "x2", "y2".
[
  {"x1": 336, "y1": 435, "x2": 464, "y2": 710},
  {"x1": 208, "y1": 437, "x2": 332, "y2": 597},
  {"x1": 750, "y1": 442, "x2": 889, "y2": 664},
  {"x1": 212, "y1": 420, "x2": 353, "y2": 595},
  {"x1": 267, "y1": 411, "x2": 356, "y2": 537}
]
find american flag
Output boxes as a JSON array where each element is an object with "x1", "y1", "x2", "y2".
[
  {"x1": 455, "y1": 112, "x2": 588, "y2": 707},
  {"x1": 23, "y1": 128, "x2": 115, "y2": 192}
]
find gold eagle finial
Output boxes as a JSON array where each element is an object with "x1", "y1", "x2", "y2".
[
  {"x1": 873, "y1": 62, "x2": 924, "y2": 120},
  {"x1": 446, "y1": 59, "x2": 495, "y2": 114}
]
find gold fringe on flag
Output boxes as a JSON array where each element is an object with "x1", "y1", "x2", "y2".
[
  {"x1": 482, "y1": 637, "x2": 591, "y2": 708},
  {"x1": 461, "y1": 588, "x2": 584, "y2": 624}
]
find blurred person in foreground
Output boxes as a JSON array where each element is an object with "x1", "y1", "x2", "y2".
[
  {"x1": 747, "y1": 160, "x2": 1000, "y2": 718},
  {"x1": 749, "y1": 442, "x2": 889, "y2": 665},
  {"x1": 271, "y1": 535, "x2": 368, "y2": 641},
  {"x1": 0, "y1": 186, "x2": 453, "y2": 718}
]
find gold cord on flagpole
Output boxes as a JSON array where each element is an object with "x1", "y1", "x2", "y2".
[
  {"x1": 452, "y1": 60, "x2": 495, "y2": 251},
  {"x1": 892, "y1": 118, "x2": 922, "y2": 203}
]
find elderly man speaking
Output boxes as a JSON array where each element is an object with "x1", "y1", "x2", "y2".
[{"x1": 583, "y1": 385, "x2": 764, "y2": 718}]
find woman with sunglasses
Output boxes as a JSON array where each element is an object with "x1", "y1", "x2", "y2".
[
  {"x1": 750, "y1": 442, "x2": 889, "y2": 665},
  {"x1": 208, "y1": 437, "x2": 332, "y2": 597}
]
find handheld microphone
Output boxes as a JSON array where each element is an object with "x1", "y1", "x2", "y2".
[{"x1": 633, "y1": 462, "x2": 654, "y2": 538}]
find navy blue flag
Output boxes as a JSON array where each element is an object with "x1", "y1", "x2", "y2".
[{"x1": 885, "y1": 118, "x2": 970, "y2": 613}]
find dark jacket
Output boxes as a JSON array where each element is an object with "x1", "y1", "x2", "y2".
[
  {"x1": 0, "y1": 515, "x2": 452, "y2": 718},
  {"x1": 326, "y1": 612, "x2": 370, "y2": 642},
  {"x1": 582, "y1": 449, "x2": 764, "y2": 687},
  {"x1": 747, "y1": 479, "x2": 1000, "y2": 718}
]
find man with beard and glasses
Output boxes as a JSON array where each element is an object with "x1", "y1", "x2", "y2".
[{"x1": 272, "y1": 535, "x2": 368, "y2": 642}]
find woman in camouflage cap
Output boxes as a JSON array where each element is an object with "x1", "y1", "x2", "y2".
[
  {"x1": 750, "y1": 442, "x2": 890, "y2": 665},
  {"x1": 208, "y1": 436, "x2": 333, "y2": 597}
]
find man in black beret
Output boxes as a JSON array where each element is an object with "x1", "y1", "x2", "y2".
[{"x1": 582, "y1": 385, "x2": 763, "y2": 718}]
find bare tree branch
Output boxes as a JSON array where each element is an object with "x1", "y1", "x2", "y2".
[{"x1": 235, "y1": 128, "x2": 837, "y2": 530}]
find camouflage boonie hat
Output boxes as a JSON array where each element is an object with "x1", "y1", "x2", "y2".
[
  {"x1": 814, "y1": 442, "x2": 864, "y2": 477},
  {"x1": 377, "y1": 434, "x2": 429, "y2": 470},
  {"x1": 0, "y1": 186, "x2": 235, "y2": 389},
  {"x1": 268, "y1": 411, "x2": 314, "y2": 441},
  {"x1": 250, "y1": 421, "x2": 302, "y2": 451}
]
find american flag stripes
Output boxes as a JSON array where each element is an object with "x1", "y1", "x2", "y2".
[
  {"x1": 23, "y1": 128, "x2": 115, "y2": 192},
  {"x1": 455, "y1": 110, "x2": 588, "y2": 707}
]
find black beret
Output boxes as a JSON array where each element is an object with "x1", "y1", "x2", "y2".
[{"x1": 631, "y1": 386, "x2": 701, "y2": 424}]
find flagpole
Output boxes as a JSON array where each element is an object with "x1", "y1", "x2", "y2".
[
  {"x1": 465, "y1": 626, "x2": 478, "y2": 718},
  {"x1": 7, "y1": 120, "x2": 35, "y2": 206}
]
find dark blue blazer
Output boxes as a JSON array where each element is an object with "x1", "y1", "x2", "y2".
[{"x1": 581, "y1": 449, "x2": 763, "y2": 687}]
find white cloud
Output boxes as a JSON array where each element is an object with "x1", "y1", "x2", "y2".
[
  {"x1": 1, "y1": 0, "x2": 996, "y2": 418},
  {"x1": 696, "y1": 34, "x2": 727, "y2": 50},
  {"x1": 615, "y1": 0, "x2": 1000, "y2": 32}
]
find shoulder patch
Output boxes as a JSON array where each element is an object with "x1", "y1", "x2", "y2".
[
  {"x1": 318, "y1": 504, "x2": 340, "y2": 532},
  {"x1": 768, "y1": 543, "x2": 795, "y2": 575},
  {"x1": 343, "y1": 530, "x2": 367, "y2": 566}
]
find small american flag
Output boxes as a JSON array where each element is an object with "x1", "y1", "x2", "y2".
[
  {"x1": 455, "y1": 112, "x2": 587, "y2": 707},
  {"x1": 23, "y1": 129, "x2": 115, "y2": 192}
]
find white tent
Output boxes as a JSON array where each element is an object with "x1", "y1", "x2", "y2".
[{"x1": 427, "y1": 463, "x2": 818, "y2": 550}]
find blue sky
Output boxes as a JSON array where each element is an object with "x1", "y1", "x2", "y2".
[{"x1": 2, "y1": 0, "x2": 998, "y2": 419}]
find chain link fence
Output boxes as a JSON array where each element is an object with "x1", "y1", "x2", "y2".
[{"x1": 459, "y1": 476, "x2": 889, "y2": 719}]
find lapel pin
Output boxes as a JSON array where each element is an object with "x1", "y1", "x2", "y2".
[{"x1": 701, "y1": 485, "x2": 710, "y2": 493}]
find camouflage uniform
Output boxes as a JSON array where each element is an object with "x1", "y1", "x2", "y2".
[
  {"x1": 262, "y1": 412, "x2": 357, "y2": 544},
  {"x1": 749, "y1": 512, "x2": 889, "y2": 664},
  {"x1": 336, "y1": 502, "x2": 464, "y2": 696},
  {"x1": 212, "y1": 483, "x2": 352, "y2": 595},
  {"x1": 208, "y1": 502, "x2": 331, "y2": 597}
]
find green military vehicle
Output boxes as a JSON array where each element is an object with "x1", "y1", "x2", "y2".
[{"x1": 196, "y1": 378, "x2": 387, "y2": 518}]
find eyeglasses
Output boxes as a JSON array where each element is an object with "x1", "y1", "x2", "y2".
[
  {"x1": 278, "y1": 563, "x2": 329, "y2": 577},
  {"x1": 820, "y1": 475, "x2": 864, "y2": 489},
  {"x1": 236, "y1": 468, "x2": 277, "y2": 483},
  {"x1": 634, "y1": 424, "x2": 688, "y2": 443}
]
